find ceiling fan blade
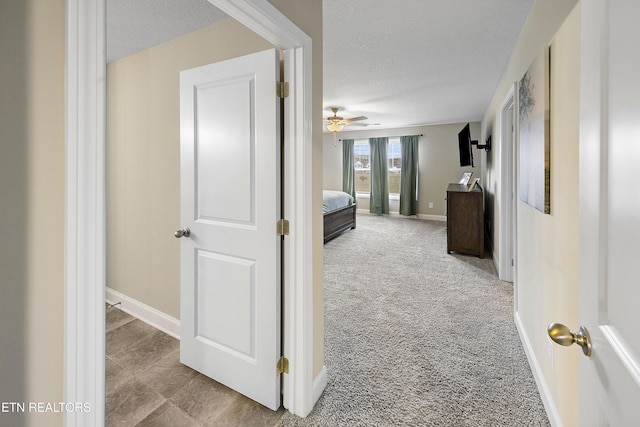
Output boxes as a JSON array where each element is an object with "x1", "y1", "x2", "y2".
[
  {"x1": 347, "y1": 122, "x2": 369, "y2": 127},
  {"x1": 343, "y1": 116, "x2": 367, "y2": 123}
]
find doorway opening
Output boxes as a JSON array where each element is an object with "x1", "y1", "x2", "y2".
[
  {"x1": 65, "y1": 1, "x2": 315, "y2": 425},
  {"x1": 499, "y1": 84, "x2": 517, "y2": 285}
]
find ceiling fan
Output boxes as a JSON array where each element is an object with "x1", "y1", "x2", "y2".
[{"x1": 324, "y1": 107, "x2": 368, "y2": 132}]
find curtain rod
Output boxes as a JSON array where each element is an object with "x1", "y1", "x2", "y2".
[{"x1": 338, "y1": 134, "x2": 423, "y2": 141}]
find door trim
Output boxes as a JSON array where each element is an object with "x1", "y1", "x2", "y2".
[
  {"x1": 65, "y1": 1, "x2": 106, "y2": 426},
  {"x1": 64, "y1": 0, "x2": 315, "y2": 425},
  {"x1": 498, "y1": 83, "x2": 517, "y2": 283}
]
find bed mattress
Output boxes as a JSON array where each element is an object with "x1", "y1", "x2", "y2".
[{"x1": 323, "y1": 190, "x2": 354, "y2": 214}]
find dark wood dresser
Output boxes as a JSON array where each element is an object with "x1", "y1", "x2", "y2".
[{"x1": 446, "y1": 183, "x2": 484, "y2": 257}]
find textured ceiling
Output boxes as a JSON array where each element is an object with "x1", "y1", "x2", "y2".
[
  {"x1": 107, "y1": 0, "x2": 228, "y2": 63},
  {"x1": 107, "y1": 0, "x2": 534, "y2": 130},
  {"x1": 323, "y1": 0, "x2": 534, "y2": 130}
]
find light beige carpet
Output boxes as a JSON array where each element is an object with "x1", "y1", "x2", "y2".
[{"x1": 278, "y1": 214, "x2": 549, "y2": 427}]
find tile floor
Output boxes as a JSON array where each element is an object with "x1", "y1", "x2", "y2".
[{"x1": 106, "y1": 305, "x2": 285, "y2": 426}]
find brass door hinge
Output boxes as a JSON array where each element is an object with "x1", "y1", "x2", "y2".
[
  {"x1": 277, "y1": 82, "x2": 289, "y2": 98},
  {"x1": 276, "y1": 356, "x2": 289, "y2": 375},
  {"x1": 277, "y1": 219, "x2": 289, "y2": 236}
]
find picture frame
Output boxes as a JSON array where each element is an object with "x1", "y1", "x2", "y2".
[
  {"x1": 519, "y1": 46, "x2": 550, "y2": 214},
  {"x1": 459, "y1": 171, "x2": 473, "y2": 185}
]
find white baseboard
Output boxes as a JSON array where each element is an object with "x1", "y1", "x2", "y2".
[
  {"x1": 514, "y1": 311, "x2": 562, "y2": 427},
  {"x1": 312, "y1": 365, "x2": 328, "y2": 405},
  {"x1": 416, "y1": 213, "x2": 446, "y2": 222},
  {"x1": 486, "y1": 235, "x2": 499, "y2": 275},
  {"x1": 107, "y1": 287, "x2": 327, "y2": 412},
  {"x1": 356, "y1": 210, "x2": 446, "y2": 222},
  {"x1": 106, "y1": 287, "x2": 181, "y2": 339}
]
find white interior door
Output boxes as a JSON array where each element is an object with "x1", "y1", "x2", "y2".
[
  {"x1": 178, "y1": 48, "x2": 282, "y2": 410},
  {"x1": 579, "y1": 1, "x2": 640, "y2": 424}
]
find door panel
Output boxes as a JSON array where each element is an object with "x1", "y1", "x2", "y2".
[
  {"x1": 195, "y1": 76, "x2": 255, "y2": 224},
  {"x1": 580, "y1": 1, "x2": 640, "y2": 424},
  {"x1": 179, "y1": 48, "x2": 281, "y2": 410},
  {"x1": 196, "y1": 250, "x2": 255, "y2": 358}
]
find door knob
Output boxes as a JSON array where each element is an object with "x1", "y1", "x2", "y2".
[
  {"x1": 174, "y1": 228, "x2": 190, "y2": 238},
  {"x1": 547, "y1": 323, "x2": 592, "y2": 357}
]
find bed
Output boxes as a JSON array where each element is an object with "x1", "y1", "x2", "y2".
[{"x1": 323, "y1": 190, "x2": 356, "y2": 243}]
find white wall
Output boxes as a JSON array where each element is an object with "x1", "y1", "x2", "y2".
[
  {"x1": 482, "y1": 2, "x2": 580, "y2": 426},
  {"x1": 323, "y1": 122, "x2": 482, "y2": 217}
]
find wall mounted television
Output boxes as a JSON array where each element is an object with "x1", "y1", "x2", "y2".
[{"x1": 458, "y1": 123, "x2": 474, "y2": 167}]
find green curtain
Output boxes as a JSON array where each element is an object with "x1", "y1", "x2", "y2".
[
  {"x1": 369, "y1": 137, "x2": 389, "y2": 214},
  {"x1": 399, "y1": 135, "x2": 419, "y2": 216},
  {"x1": 342, "y1": 139, "x2": 356, "y2": 200}
]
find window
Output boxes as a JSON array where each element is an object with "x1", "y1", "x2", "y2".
[
  {"x1": 354, "y1": 137, "x2": 402, "y2": 196},
  {"x1": 388, "y1": 138, "x2": 401, "y2": 195},
  {"x1": 354, "y1": 140, "x2": 370, "y2": 194}
]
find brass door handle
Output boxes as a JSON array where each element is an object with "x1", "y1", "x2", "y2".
[
  {"x1": 547, "y1": 323, "x2": 592, "y2": 357},
  {"x1": 174, "y1": 228, "x2": 191, "y2": 238}
]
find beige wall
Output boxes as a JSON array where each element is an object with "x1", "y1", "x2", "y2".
[
  {"x1": 107, "y1": 19, "x2": 275, "y2": 318},
  {"x1": 482, "y1": 2, "x2": 581, "y2": 426},
  {"x1": 107, "y1": 1, "x2": 325, "y2": 378},
  {"x1": 482, "y1": 0, "x2": 578, "y2": 263},
  {"x1": 323, "y1": 123, "x2": 482, "y2": 216},
  {"x1": 0, "y1": 0, "x2": 66, "y2": 426}
]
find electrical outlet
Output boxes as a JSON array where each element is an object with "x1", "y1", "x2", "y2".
[{"x1": 428, "y1": 202, "x2": 434, "y2": 209}]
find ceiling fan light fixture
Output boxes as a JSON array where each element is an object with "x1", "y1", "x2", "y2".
[{"x1": 327, "y1": 122, "x2": 344, "y2": 132}]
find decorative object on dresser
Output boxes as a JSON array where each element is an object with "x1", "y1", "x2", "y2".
[
  {"x1": 459, "y1": 171, "x2": 473, "y2": 185},
  {"x1": 446, "y1": 183, "x2": 484, "y2": 257},
  {"x1": 323, "y1": 190, "x2": 356, "y2": 243}
]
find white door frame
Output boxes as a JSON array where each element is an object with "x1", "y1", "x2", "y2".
[
  {"x1": 498, "y1": 83, "x2": 517, "y2": 283},
  {"x1": 64, "y1": 1, "x2": 315, "y2": 425}
]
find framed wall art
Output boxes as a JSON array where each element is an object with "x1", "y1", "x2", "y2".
[{"x1": 519, "y1": 47, "x2": 550, "y2": 214}]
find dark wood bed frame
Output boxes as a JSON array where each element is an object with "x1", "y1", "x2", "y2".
[{"x1": 323, "y1": 203, "x2": 356, "y2": 243}]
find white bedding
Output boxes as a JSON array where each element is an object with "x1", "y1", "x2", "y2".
[{"x1": 323, "y1": 190, "x2": 354, "y2": 214}]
